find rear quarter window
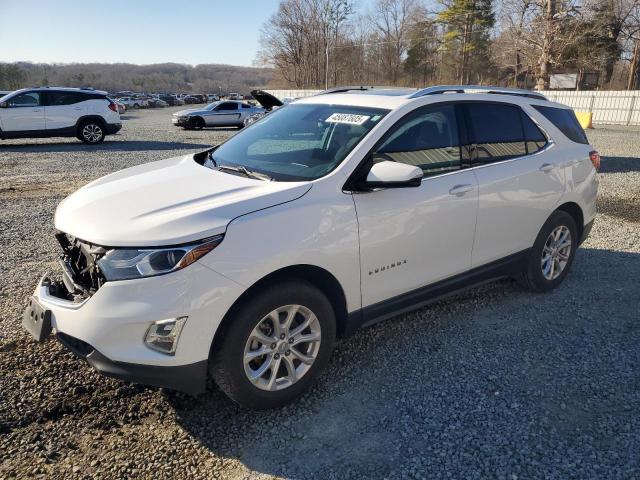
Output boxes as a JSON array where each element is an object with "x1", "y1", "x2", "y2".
[{"x1": 532, "y1": 105, "x2": 589, "y2": 144}]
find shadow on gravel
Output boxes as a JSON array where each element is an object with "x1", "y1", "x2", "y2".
[
  {"x1": 600, "y1": 155, "x2": 640, "y2": 174},
  {"x1": 0, "y1": 140, "x2": 211, "y2": 153},
  {"x1": 168, "y1": 248, "x2": 640, "y2": 478}
]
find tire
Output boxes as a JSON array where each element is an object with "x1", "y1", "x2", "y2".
[
  {"x1": 78, "y1": 120, "x2": 105, "y2": 144},
  {"x1": 189, "y1": 117, "x2": 205, "y2": 130},
  {"x1": 133, "y1": 103, "x2": 140, "y2": 109},
  {"x1": 518, "y1": 210, "x2": 578, "y2": 292},
  {"x1": 209, "y1": 280, "x2": 336, "y2": 409}
]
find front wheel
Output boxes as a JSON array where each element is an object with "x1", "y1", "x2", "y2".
[
  {"x1": 518, "y1": 210, "x2": 578, "y2": 292},
  {"x1": 209, "y1": 281, "x2": 336, "y2": 409}
]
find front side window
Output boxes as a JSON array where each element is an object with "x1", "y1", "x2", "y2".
[
  {"x1": 209, "y1": 104, "x2": 388, "y2": 181},
  {"x1": 466, "y1": 103, "x2": 527, "y2": 164},
  {"x1": 6, "y1": 92, "x2": 41, "y2": 107},
  {"x1": 217, "y1": 102, "x2": 238, "y2": 111},
  {"x1": 376, "y1": 104, "x2": 461, "y2": 177}
]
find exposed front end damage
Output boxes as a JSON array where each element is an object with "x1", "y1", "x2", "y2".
[{"x1": 50, "y1": 232, "x2": 107, "y2": 303}]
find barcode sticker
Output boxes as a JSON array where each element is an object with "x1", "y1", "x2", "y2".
[{"x1": 326, "y1": 113, "x2": 370, "y2": 125}]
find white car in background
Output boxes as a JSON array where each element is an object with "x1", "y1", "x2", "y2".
[
  {"x1": 0, "y1": 87, "x2": 121, "y2": 144},
  {"x1": 23, "y1": 86, "x2": 598, "y2": 409},
  {"x1": 117, "y1": 96, "x2": 148, "y2": 109}
]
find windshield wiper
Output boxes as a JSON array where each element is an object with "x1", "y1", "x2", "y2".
[{"x1": 216, "y1": 164, "x2": 273, "y2": 181}]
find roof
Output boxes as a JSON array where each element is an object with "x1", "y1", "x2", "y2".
[
  {"x1": 294, "y1": 85, "x2": 561, "y2": 111},
  {"x1": 10, "y1": 86, "x2": 108, "y2": 95}
]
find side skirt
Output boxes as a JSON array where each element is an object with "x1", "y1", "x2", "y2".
[
  {"x1": 1, "y1": 126, "x2": 77, "y2": 139},
  {"x1": 344, "y1": 250, "x2": 529, "y2": 336}
]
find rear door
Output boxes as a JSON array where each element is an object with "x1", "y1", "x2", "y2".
[
  {"x1": 353, "y1": 102, "x2": 479, "y2": 308},
  {"x1": 465, "y1": 101, "x2": 564, "y2": 267},
  {"x1": 0, "y1": 91, "x2": 45, "y2": 132},
  {"x1": 43, "y1": 91, "x2": 88, "y2": 130}
]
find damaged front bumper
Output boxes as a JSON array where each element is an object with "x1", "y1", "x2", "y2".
[{"x1": 22, "y1": 234, "x2": 246, "y2": 396}]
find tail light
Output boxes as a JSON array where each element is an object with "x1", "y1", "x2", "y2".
[
  {"x1": 589, "y1": 150, "x2": 600, "y2": 171},
  {"x1": 108, "y1": 102, "x2": 117, "y2": 113}
]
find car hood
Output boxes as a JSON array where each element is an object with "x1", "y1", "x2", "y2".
[
  {"x1": 173, "y1": 108, "x2": 208, "y2": 116},
  {"x1": 55, "y1": 154, "x2": 311, "y2": 247},
  {"x1": 251, "y1": 90, "x2": 283, "y2": 110}
]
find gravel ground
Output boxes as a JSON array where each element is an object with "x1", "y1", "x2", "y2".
[{"x1": 1, "y1": 108, "x2": 639, "y2": 479}]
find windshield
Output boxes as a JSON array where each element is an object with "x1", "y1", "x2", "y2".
[
  {"x1": 209, "y1": 103, "x2": 388, "y2": 181},
  {"x1": 205, "y1": 101, "x2": 221, "y2": 110}
]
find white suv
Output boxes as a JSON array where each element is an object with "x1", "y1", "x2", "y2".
[
  {"x1": 0, "y1": 87, "x2": 121, "y2": 144},
  {"x1": 23, "y1": 86, "x2": 599, "y2": 408}
]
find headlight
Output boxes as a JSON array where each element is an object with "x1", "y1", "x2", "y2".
[{"x1": 97, "y1": 234, "x2": 223, "y2": 281}]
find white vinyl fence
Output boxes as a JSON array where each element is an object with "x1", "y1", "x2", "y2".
[
  {"x1": 265, "y1": 89, "x2": 321, "y2": 99},
  {"x1": 541, "y1": 90, "x2": 640, "y2": 126},
  {"x1": 267, "y1": 89, "x2": 640, "y2": 126}
]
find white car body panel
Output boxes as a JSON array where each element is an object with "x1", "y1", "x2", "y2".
[
  {"x1": 1, "y1": 104, "x2": 45, "y2": 131},
  {"x1": 34, "y1": 262, "x2": 245, "y2": 366},
  {"x1": 45, "y1": 101, "x2": 88, "y2": 130},
  {"x1": 353, "y1": 170, "x2": 479, "y2": 307},
  {"x1": 55, "y1": 155, "x2": 311, "y2": 247}
]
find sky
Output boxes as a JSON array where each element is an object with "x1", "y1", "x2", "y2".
[{"x1": 0, "y1": 0, "x2": 286, "y2": 67}]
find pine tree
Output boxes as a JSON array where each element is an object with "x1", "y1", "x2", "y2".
[{"x1": 438, "y1": 0, "x2": 495, "y2": 84}]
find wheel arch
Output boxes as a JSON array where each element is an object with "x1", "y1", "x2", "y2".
[
  {"x1": 555, "y1": 201, "x2": 584, "y2": 240},
  {"x1": 75, "y1": 115, "x2": 106, "y2": 133},
  {"x1": 190, "y1": 116, "x2": 205, "y2": 127},
  {"x1": 210, "y1": 264, "x2": 350, "y2": 356}
]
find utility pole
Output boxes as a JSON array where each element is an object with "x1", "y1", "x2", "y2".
[
  {"x1": 628, "y1": 38, "x2": 640, "y2": 90},
  {"x1": 325, "y1": 44, "x2": 329, "y2": 90}
]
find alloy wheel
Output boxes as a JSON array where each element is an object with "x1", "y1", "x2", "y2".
[
  {"x1": 243, "y1": 304, "x2": 321, "y2": 391},
  {"x1": 541, "y1": 225, "x2": 572, "y2": 280},
  {"x1": 82, "y1": 124, "x2": 103, "y2": 143}
]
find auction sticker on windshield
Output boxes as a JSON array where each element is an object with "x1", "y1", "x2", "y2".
[{"x1": 326, "y1": 113, "x2": 370, "y2": 125}]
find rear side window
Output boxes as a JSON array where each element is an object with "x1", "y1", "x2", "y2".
[
  {"x1": 377, "y1": 104, "x2": 461, "y2": 177},
  {"x1": 465, "y1": 103, "x2": 526, "y2": 163},
  {"x1": 521, "y1": 111, "x2": 547, "y2": 154},
  {"x1": 47, "y1": 91, "x2": 88, "y2": 106},
  {"x1": 532, "y1": 105, "x2": 588, "y2": 144}
]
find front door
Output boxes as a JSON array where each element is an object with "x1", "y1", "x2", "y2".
[
  {"x1": 209, "y1": 102, "x2": 241, "y2": 126},
  {"x1": 1, "y1": 91, "x2": 45, "y2": 132},
  {"x1": 353, "y1": 103, "x2": 479, "y2": 308}
]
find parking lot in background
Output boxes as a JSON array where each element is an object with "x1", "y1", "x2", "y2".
[{"x1": 1, "y1": 108, "x2": 639, "y2": 478}]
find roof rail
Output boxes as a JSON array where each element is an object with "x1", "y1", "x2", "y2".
[
  {"x1": 409, "y1": 85, "x2": 547, "y2": 100},
  {"x1": 316, "y1": 86, "x2": 403, "y2": 95}
]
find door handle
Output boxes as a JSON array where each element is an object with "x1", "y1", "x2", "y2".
[
  {"x1": 32, "y1": 109, "x2": 41, "y2": 112},
  {"x1": 74, "y1": 107, "x2": 82, "y2": 110},
  {"x1": 449, "y1": 184, "x2": 474, "y2": 196},
  {"x1": 539, "y1": 163, "x2": 554, "y2": 173}
]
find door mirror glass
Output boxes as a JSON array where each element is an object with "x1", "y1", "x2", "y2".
[{"x1": 365, "y1": 160, "x2": 423, "y2": 188}]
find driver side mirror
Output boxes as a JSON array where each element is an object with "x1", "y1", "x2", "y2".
[{"x1": 363, "y1": 160, "x2": 423, "y2": 189}]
